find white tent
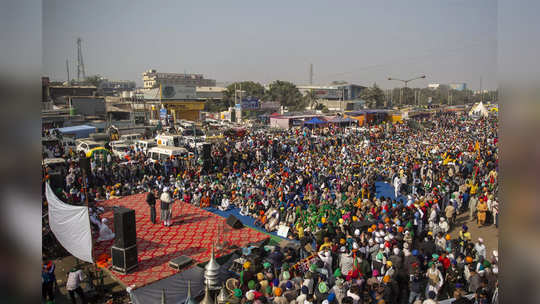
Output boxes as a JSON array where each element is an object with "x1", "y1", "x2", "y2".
[{"x1": 469, "y1": 101, "x2": 489, "y2": 117}]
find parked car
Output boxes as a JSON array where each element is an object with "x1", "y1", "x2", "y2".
[
  {"x1": 76, "y1": 140, "x2": 102, "y2": 154},
  {"x1": 112, "y1": 144, "x2": 131, "y2": 159},
  {"x1": 134, "y1": 139, "x2": 157, "y2": 155},
  {"x1": 183, "y1": 136, "x2": 206, "y2": 150}
]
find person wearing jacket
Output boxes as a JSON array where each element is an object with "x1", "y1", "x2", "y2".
[{"x1": 146, "y1": 188, "x2": 157, "y2": 224}]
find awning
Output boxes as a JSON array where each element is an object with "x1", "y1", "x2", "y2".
[
  {"x1": 303, "y1": 117, "x2": 328, "y2": 125},
  {"x1": 328, "y1": 117, "x2": 357, "y2": 123}
]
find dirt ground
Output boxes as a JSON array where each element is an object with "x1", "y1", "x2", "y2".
[
  {"x1": 45, "y1": 255, "x2": 128, "y2": 304},
  {"x1": 449, "y1": 210, "x2": 499, "y2": 258}
]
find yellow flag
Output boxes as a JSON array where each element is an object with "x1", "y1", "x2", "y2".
[{"x1": 475, "y1": 141, "x2": 480, "y2": 151}]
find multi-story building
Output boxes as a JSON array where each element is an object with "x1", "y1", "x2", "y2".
[
  {"x1": 196, "y1": 86, "x2": 226, "y2": 100},
  {"x1": 142, "y1": 69, "x2": 216, "y2": 89},
  {"x1": 297, "y1": 84, "x2": 366, "y2": 101}
]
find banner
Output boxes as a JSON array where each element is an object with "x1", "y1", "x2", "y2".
[
  {"x1": 46, "y1": 183, "x2": 94, "y2": 263},
  {"x1": 160, "y1": 85, "x2": 197, "y2": 99},
  {"x1": 241, "y1": 97, "x2": 260, "y2": 110}
]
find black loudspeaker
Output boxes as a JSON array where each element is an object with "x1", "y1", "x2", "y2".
[
  {"x1": 226, "y1": 215, "x2": 244, "y2": 229},
  {"x1": 111, "y1": 245, "x2": 138, "y2": 274},
  {"x1": 79, "y1": 157, "x2": 91, "y2": 174},
  {"x1": 113, "y1": 207, "x2": 137, "y2": 248},
  {"x1": 169, "y1": 255, "x2": 193, "y2": 270},
  {"x1": 202, "y1": 143, "x2": 212, "y2": 159}
]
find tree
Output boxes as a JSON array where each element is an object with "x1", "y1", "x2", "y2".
[
  {"x1": 360, "y1": 83, "x2": 385, "y2": 108},
  {"x1": 304, "y1": 89, "x2": 319, "y2": 109},
  {"x1": 223, "y1": 81, "x2": 265, "y2": 108},
  {"x1": 265, "y1": 80, "x2": 306, "y2": 111}
]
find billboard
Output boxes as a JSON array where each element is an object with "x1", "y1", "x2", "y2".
[
  {"x1": 240, "y1": 97, "x2": 260, "y2": 110},
  {"x1": 313, "y1": 88, "x2": 342, "y2": 99},
  {"x1": 159, "y1": 108, "x2": 167, "y2": 119},
  {"x1": 160, "y1": 85, "x2": 197, "y2": 99},
  {"x1": 260, "y1": 101, "x2": 280, "y2": 109}
]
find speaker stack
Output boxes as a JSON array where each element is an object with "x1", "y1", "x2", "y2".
[{"x1": 111, "y1": 207, "x2": 138, "y2": 274}]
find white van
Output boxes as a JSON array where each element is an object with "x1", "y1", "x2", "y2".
[
  {"x1": 119, "y1": 133, "x2": 142, "y2": 144},
  {"x1": 135, "y1": 139, "x2": 157, "y2": 154},
  {"x1": 155, "y1": 134, "x2": 183, "y2": 147},
  {"x1": 76, "y1": 140, "x2": 102, "y2": 154},
  {"x1": 147, "y1": 146, "x2": 191, "y2": 162},
  {"x1": 112, "y1": 144, "x2": 130, "y2": 159}
]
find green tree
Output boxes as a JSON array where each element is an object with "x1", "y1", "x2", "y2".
[
  {"x1": 223, "y1": 81, "x2": 265, "y2": 108},
  {"x1": 265, "y1": 80, "x2": 306, "y2": 111},
  {"x1": 304, "y1": 89, "x2": 319, "y2": 109},
  {"x1": 360, "y1": 83, "x2": 385, "y2": 108}
]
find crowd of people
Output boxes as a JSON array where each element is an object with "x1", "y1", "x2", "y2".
[{"x1": 42, "y1": 112, "x2": 498, "y2": 303}]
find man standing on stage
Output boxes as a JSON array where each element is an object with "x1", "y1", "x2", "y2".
[
  {"x1": 146, "y1": 188, "x2": 157, "y2": 224},
  {"x1": 160, "y1": 187, "x2": 173, "y2": 227}
]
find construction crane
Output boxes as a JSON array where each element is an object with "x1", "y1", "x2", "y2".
[{"x1": 77, "y1": 37, "x2": 86, "y2": 81}]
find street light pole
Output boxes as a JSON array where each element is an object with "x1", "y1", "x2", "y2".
[{"x1": 387, "y1": 75, "x2": 426, "y2": 106}]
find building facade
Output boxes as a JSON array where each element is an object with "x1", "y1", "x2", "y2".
[
  {"x1": 99, "y1": 79, "x2": 136, "y2": 95},
  {"x1": 142, "y1": 69, "x2": 216, "y2": 89},
  {"x1": 297, "y1": 84, "x2": 366, "y2": 101},
  {"x1": 196, "y1": 86, "x2": 226, "y2": 100}
]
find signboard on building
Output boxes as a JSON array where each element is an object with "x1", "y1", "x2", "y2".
[
  {"x1": 160, "y1": 85, "x2": 197, "y2": 99},
  {"x1": 314, "y1": 88, "x2": 341, "y2": 99},
  {"x1": 241, "y1": 97, "x2": 260, "y2": 110},
  {"x1": 260, "y1": 101, "x2": 280, "y2": 109}
]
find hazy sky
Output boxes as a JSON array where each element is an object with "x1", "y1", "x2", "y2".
[{"x1": 43, "y1": 0, "x2": 498, "y2": 89}]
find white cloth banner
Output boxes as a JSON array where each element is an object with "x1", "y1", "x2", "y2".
[{"x1": 46, "y1": 183, "x2": 94, "y2": 263}]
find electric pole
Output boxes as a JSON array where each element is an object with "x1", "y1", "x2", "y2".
[
  {"x1": 480, "y1": 76, "x2": 483, "y2": 103},
  {"x1": 309, "y1": 64, "x2": 313, "y2": 85},
  {"x1": 388, "y1": 75, "x2": 426, "y2": 106}
]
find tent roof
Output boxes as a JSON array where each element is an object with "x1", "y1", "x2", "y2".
[
  {"x1": 304, "y1": 117, "x2": 327, "y2": 124},
  {"x1": 328, "y1": 117, "x2": 357, "y2": 123},
  {"x1": 469, "y1": 102, "x2": 489, "y2": 117},
  {"x1": 56, "y1": 125, "x2": 96, "y2": 133}
]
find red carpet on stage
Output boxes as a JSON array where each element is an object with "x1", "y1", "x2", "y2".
[{"x1": 93, "y1": 193, "x2": 269, "y2": 288}]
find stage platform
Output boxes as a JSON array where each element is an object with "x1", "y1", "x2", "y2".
[{"x1": 93, "y1": 193, "x2": 269, "y2": 288}]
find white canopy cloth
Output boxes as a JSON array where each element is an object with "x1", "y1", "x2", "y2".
[{"x1": 46, "y1": 183, "x2": 94, "y2": 263}]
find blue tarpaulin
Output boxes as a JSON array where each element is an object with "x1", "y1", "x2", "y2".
[
  {"x1": 303, "y1": 117, "x2": 327, "y2": 125},
  {"x1": 203, "y1": 206, "x2": 287, "y2": 240},
  {"x1": 55, "y1": 125, "x2": 96, "y2": 139}
]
